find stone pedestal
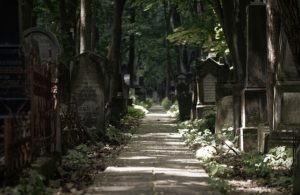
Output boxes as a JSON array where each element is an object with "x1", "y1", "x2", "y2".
[
  {"x1": 239, "y1": 88, "x2": 268, "y2": 151},
  {"x1": 238, "y1": 127, "x2": 258, "y2": 152},
  {"x1": 215, "y1": 96, "x2": 233, "y2": 135}
]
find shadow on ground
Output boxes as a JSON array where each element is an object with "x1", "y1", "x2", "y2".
[{"x1": 82, "y1": 106, "x2": 220, "y2": 195}]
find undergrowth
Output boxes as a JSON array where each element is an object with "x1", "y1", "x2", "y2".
[
  {"x1": 1, "y1": 105, "x2": 147, "y2": 194},
  {"x1": 178, "y1": 109, "x2": 293, "y2": 194}
]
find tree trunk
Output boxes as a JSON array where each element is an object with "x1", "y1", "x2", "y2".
[
  {"x1": 127, "y1": 8, "x2": 135, "y2": 87},
  {"x1": 266, "y1": 0, "x2": 281, "y2": 130},
  {"x1": 163, "y1": 0, "x2": 171, "y2": 98},
  {"x1": 80, "y1": 0, "x2": 92, "y2": 53},
  {"x1": 107, "y1": 0, "x2": 126, "y2": 107}
]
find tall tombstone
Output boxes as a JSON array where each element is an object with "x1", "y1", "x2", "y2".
[
  {"x1": 23, "y1": 27, "x2": 61, "y2": 154},
  {"x1": 196, "y1": 58, "x2": 226, "y2": 119},
  {"x1": 238, "y1": 2, "x2": 268, "y2": 152},
  {"x1": 71, "y1": 53, "x2": 106, "y2": 135},
  {"x1": 267, "y1": 27, "x2": 300, "y2": 150},
  {"x1": 215, "y1": 64, "x2": 234, "y2": 135},
  {"x1": 176, "y1": 73, "x2": 192, "y2": 121}
]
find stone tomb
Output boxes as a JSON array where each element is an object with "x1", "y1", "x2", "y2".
[
  {"x1": 71, "y1": 53, "x2": 106, "y2": 134},
  {"x1": 238, "y1": 2, "x2": 268, "y2": 152},
  {"x1": 196, "y1": 58, "x2": 229, "y2": 119},
  {"x1": 268, "y1": 29, "x2": 300, "y2": 148}
]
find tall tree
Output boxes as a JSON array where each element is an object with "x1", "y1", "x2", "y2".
[
  {"x1": 80, "y1": 0, "x2": 92, "y2": 53},
  {"x1": 107, "y1": 0, "x2": 127, "y2": 102}
]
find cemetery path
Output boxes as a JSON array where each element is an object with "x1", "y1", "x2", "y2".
[{"x1": 82, "y1": 105, "x2": 220, "y2": 195}]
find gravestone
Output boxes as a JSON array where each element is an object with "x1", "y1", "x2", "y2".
[
  {"x1": 23, "y1": 27, "x2": 61, "y2": 154},
  {"x1": 266, "y1": 26, "x2": 300, "y2": 152},
  {"x1": 71, "y1": 53, "x2": 106, "y2": 135},
  {"x1": 176, "y1": 73, "x2": 192, "y2": 121},
  {"x1": 195, "y1": 58, "x2": 228, "y2": 119},
  {"x1": 215, "y1": 96, "x2": 233, "y2": 134},
  {"x1": 239, "y1": 2, "x2": 268, "y2": 152}
]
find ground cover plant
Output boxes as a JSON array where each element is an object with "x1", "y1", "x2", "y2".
[{"x1": 177, "y1": 110, "x2": 293, "y2": 194}]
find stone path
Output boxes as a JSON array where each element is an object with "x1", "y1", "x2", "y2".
[{"x1": 83, "y1": 106, "x2": 220, "y2": 195}]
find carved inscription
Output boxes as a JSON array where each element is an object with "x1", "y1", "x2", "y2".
[{"x1": 203, "y1": 74, "x2": 216, "y2": 103}]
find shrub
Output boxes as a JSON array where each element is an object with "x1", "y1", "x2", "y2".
[
  {"x1": 128, "y1": 105, "x2": 147, "y2": 119},
  {"x1": 161, "y1": 97, "x2": 172, "y2": 110},
  {"x1": 2, "y1": 170, "x2": 50, "y2": 195},
  {"x1": 136, "y1": 98, "x2": 153, "y2": 109},
  {"x1": 167, "y1": 101, "x2": 179, "y2": 118}
]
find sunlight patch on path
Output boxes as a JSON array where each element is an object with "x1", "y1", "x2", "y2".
[{"x1": 82, "y1": 105, "x2": 220, "y2": 195}]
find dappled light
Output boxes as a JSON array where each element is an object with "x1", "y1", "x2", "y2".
[
  {"x1": 82, "y1": 106, "x2": 220, "y2": 194},
  {"x1": 0, "y1": 0, "x2": 299, "y2": 194}
]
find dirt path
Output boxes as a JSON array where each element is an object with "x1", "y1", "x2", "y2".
[{"x1": 82, "y1": 105, "x2": 220, "y2": 195}]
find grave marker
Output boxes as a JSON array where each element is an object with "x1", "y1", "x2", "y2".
[{"x1": 71, "y1": 53, "x2": 106, "y2": 134}]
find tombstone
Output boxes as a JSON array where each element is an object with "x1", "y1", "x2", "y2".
[
  {"x1": 238, "y1": 2, "x2": 268, "y2": 152},
  {"x1": 71, "y1": 52, "x2": 106, "y2": 135},
  {"x1": 215, "y1": 96, "x2": 233, "y2": 134},
  {"x1": 23, "y1": 27, "x2": 61, "y2": 155},
  {"x1": 176, "y1": 73, "x2": 192, "y2": 121},
  {"x1": 196, "y1": 58, "x2": 228, "y2": 119},
  {"x1": 267, "y1": 28, "x2": 300, "y2": 149}
]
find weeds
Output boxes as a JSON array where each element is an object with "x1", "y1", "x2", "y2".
[{"x1": 178, "y1": 110, "x2": 293, "y2": 194}]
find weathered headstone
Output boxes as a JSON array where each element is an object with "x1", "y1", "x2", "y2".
[
  {"x1": 195, "y1": 58, "x2": 228, "y2": 119},
  {"x1": 263, "y1": 19, "x2": 300, "y2": 155},
  {"x1": 23, "y1": 27, "x2": 61, "y2": 154},
  {"x1": 215, "y1": 96, "x2": 233, "y2": 133},
  {"x1": 71, "y1": 53, "x2": 106, "y2": 134},
  {"x1": 239, "y1": 2, "x2": 268, "y2": 152}
]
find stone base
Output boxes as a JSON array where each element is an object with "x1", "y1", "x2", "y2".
[{"x1": 238, "y1": 127, "x2": 258, "y2": 152}]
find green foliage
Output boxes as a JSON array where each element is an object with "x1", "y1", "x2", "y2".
[
  {"x1": 242, "y1": 152, "x2": 272, "y2": 178},
  {"x1": 167, "y1": 101, "x2": 179, "y2": 118},
  {"x1": 166, "y1": 1, "x2": 228, "y2": 55},
  {"x1": 64, "y1": 144, "x2": 90, "y2": 170},
  {"x1": 135, "y1": 98, "x2": 154, "y2": 109},
  {"x1": 128, "y1": 105, "x2": 147, "y2": 119},
  {"x1": 161, "y1": 97, "x2": 172, "y2": 110},
  {"x1": 264, "y1": 146, "x2": 293, "y2": 170},
  {"x1": 2, "y1": 170, "x2": 49, "y2": 195},
  {"x1": 209, "y1": 178, "x2": 232, "y2": 195}
]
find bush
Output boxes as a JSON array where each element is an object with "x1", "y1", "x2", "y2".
[
  {"x1": 128, "y1": 105, "x2": 148, "y2": 119},
  {"x1": 136, "y1": 98, "x2": 153, "y2": 109},
  {"x1": 2, "y1": 170, "x2": 50, "y2": 195},
  {"x1": 167, "y1": 101, "x2": 179, "y2": 118},
  {"x1": 161, "y1": 97, "x2": 172, "y2": 110}
]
